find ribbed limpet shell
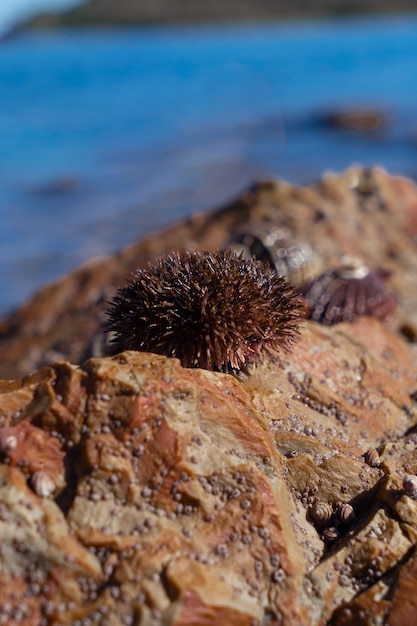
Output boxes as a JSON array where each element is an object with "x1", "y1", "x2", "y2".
[
  {"x1": 301, "y1": 256, "x2": 396, "y2": 325},
  {"x1": 227, "y1": 223, "x2": 321, "y2": 286},
  {"x1": 337, "y1": 503, "x2": 354, "y2": 524},
  {"x1": 309, "y1": 501, "x2": 333, "y2": 525},
  {"x1": 322, "y1": 526, "x2": 340, "y2": 543},
  {"x1": 364, "y1": 448, "x2": 381, "y2": 468}
]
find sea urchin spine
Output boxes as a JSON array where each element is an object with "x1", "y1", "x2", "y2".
[{"x1": 106, "y1": 250, "x2": 303, "y2": 372}]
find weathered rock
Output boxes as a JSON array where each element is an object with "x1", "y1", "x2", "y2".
[
  {"x1": 1, "y1": 167, "x2": 417, "y2": 623},
  {"x1": 316, "y1": 109, "x2": 387, "y2": 132},
  {"x1": 2, "y1": 166, "x2": 417, "y2": 380},
  {"x1": 0, "y1": 313, "x2": 417, "y2": 624}
]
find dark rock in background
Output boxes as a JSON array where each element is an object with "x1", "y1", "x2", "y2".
[{"x1": 24, "y1": 0, "x2": 417, "y2": 28}]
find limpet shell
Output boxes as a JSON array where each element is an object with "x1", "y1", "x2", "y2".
[
  {"x1": 322, "y1": 526, "x2": 340, "y2": 543},
  {"x1": 309, "y1": 501, "x2": 333, "y2": 525},
  {"x1": 227, "y1": 223, "x2": 321, "y2": 286},
  {"x1": 301, "y1": 256, "x2": 396, "y2": 325},
  {"x1": 337, "y1": 503, "x2": 354, "y2": 524},
  {"x1": 364, "y1": 447, "x2": 381, "y2": 468}
]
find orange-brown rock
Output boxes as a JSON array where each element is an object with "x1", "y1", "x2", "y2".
[
  {"x1": 1, "y1": 167, "x2": 417, "y2": 624},
  {"x1": 0, "y1": 313, "x2": 416, "y2": 624},
  {"x1": 2, "y1": 166, "x2": 417, "y2": 380},
  {"x1": 318, "y1": 109, "x2": 387, "y2": 132}
]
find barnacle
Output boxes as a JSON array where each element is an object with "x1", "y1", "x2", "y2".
[{"x1": 106, "y1": 250, "x2": 303, "y2": 372}]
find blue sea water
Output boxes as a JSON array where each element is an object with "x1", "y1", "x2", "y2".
[{"x1": 1, "y1": 14, "x2": 417, "y2": 316}]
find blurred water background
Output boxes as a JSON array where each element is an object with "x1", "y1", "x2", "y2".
[{"x1": 1, "y1": 14, "x2": 417, "y2": 316}]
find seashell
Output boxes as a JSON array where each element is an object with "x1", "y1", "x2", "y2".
[
  {"x1": 301, "y1": 256, "x2": 396, "y2": 325},
  {"x1": 403, "y1": 474, "x2": 417, "y2": 500},
  {"x1": 337, "y1": 503, "x2": 354, "y2": 524},
  {"x1": 31, "y1": 471, "x2": 55, "y2": 498},
  {"x1": 0, "y1": 430, "x2": 18, "y2": 454},
  {"x1": 322, "y1": 526, "x2": 340, "y2": 543},
  {"x1": 309, "y1": 501, "x2": 333, "y2": 525},
  {"x1": 349, "y1": 167, "x2": 387, "y2": 212},
  {"x1": 364, "y1": 448, "x2": 381, "y2": 468},
  {"x1": 226, "y1": 223, "x2": 322, "y2": 286}
]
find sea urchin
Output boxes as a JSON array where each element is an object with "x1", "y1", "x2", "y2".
[{"x1": 106, "y1": 250, "x2": 303, "y2": 372}]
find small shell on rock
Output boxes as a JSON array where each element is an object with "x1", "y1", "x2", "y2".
[
  {"x1": 349, "y1": 167, "x2": 387, "y2": 212},
  {"x1": 403, "y1": 474, "x2": 417, "y2": 500},
  {"x1": 301, "y1": 257, "x2": 396, "y2": 325},
  {"x1": 364, "y1": 448, "x2": 381, "y2": 468},
  {"x1": 309, "y1": 501, "x2": 333, "y2": 525},
  {"x1": 322, "y1": 526, "x2": 340, "y2": 543},
  {"x1": 0, "y1": 431, "x2": 18, "y2": 454},
  {"x1": 31, "y1": 471, "x2": 55, "y2": 498},
  {"x1": 337, "y1": 503, "x2": 354, "y2": 525},
  {"x1": 227, "y1": 223, "x2": 322, "y2": 286}
]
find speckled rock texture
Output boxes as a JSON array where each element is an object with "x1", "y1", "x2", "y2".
[
  {"x1": 1, "y1": 166, "x2": 417, "y2": 625},
  {"x1": 0, "y1": 321, "x2": 417, "y2": 625}
]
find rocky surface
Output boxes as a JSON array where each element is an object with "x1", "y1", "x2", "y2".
[
  {"x1": 1, "y1": 166, "x2": 417, "y2": 381},
  {"x1": 1, "y1": 166, "x2": 417, "y2": 624},
  {"x1": 0, "y1": 319, "x2": 416, "y2": 625},
  {"x1": 315, "y1": 109, "x2": 387, "y2": 132}
]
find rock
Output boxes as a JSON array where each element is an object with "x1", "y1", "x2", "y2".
[
  {"x1": 2, "y1": 166, "x2": 417, "y2": 622},
  {"x1": 22, "y1": 0, "x2": 417, "y2": 28},
  {"x1": 2, "y1": 166, "x2": 417, "y2": 380},
  {"x1": 316, "y1": 109, "x2": 387, "y2": 132},
  {"x1": 0, "y1": 313, "x2": 416, "y2": 623},
  {"x1": 31, "y1": 176, "x2": 78, "y2": 196}
]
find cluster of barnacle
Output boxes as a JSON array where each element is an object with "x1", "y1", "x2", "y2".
[
  {"x1": 303, "y1": 447, "x2": 385, "y2": 547},
  {"x1": 309, "y1": 499, "x2": 356, "y2": 545},
  {"x1": 226, "y1": 221, "x2": 396, "y2": 327}
]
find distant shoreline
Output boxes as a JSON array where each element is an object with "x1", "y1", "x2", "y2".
[{"x1": 21, "y1": 0, "x2": 417, "y2": 31}]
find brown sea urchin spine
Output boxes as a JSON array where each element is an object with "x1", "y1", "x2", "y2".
[{"x1": 106, "y1": 250, "x2": 303, "y2": 372}]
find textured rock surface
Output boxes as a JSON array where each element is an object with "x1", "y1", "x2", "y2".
[
  {"x1": 1, "y1": 166, "x2": 417, "y2": 624},
  {"x1": 1, "y1": 166, "x2": 417, "y2": 380},
  {"x1": 0, "y1": 320, "x2": 417, "y2": 625}
]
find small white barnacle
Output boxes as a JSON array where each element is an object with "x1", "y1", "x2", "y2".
[
  {"x1": 31, "y1": 471, "x2": 55, "y2": 498},
  {"x1": 403, "y1": 474, "x2": 417, "y2": 500},
  {"x1": 0, "y1": 430, "x2": 18, "y2": 454}
]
